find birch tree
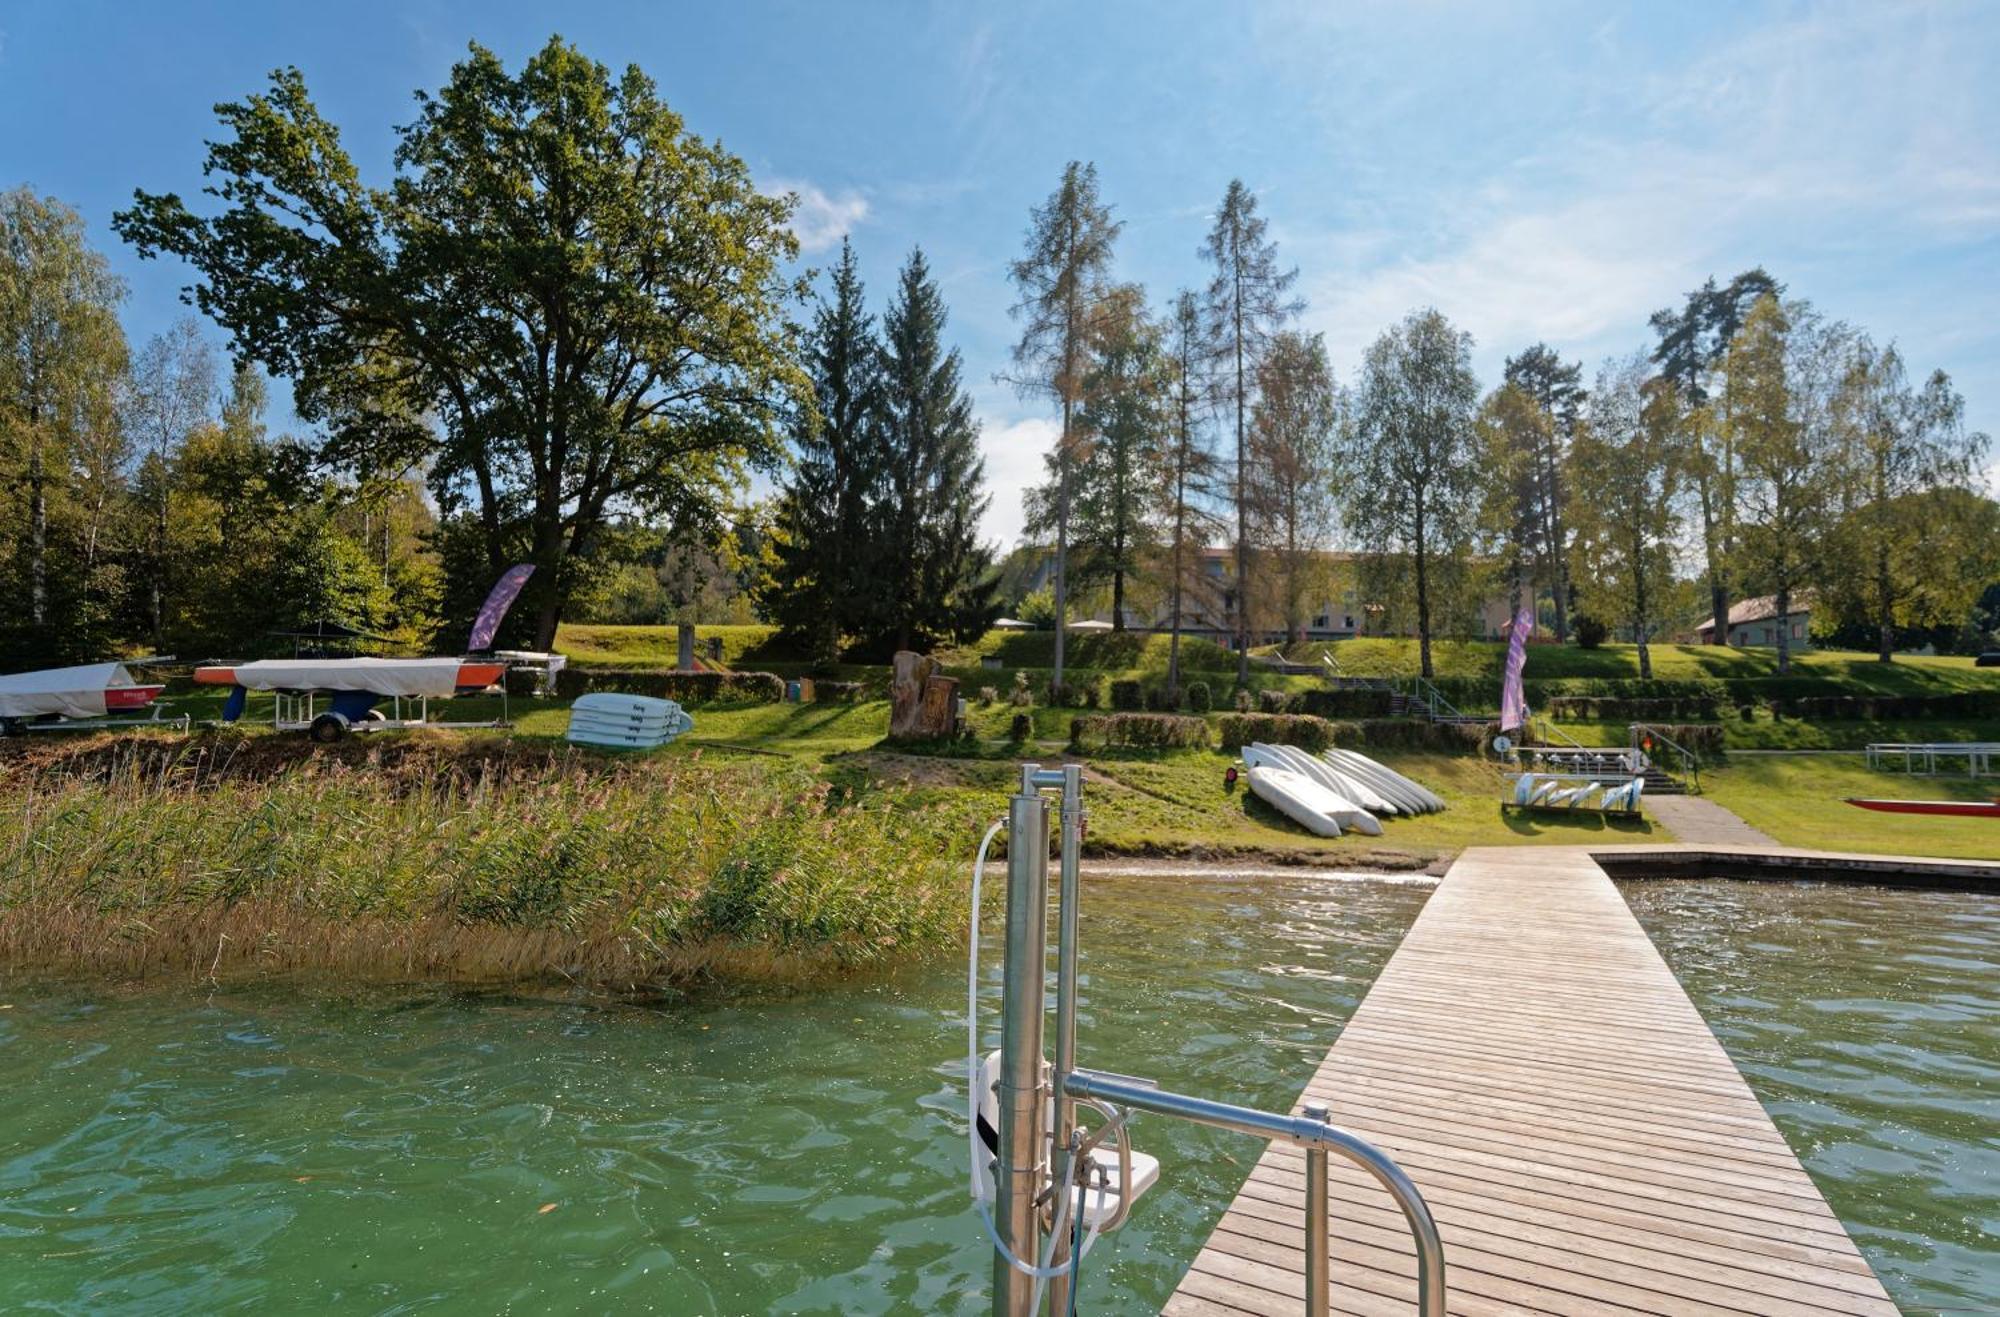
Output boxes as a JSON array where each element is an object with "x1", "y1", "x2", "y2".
[
  {"x1": 1157, "y1": 290, "x2": 1224, "y2": 694},
  {"x1": 1248, "y1": 330, "x2": 1339, "y2": 643},
  {"x1": 1570, "y1": 354, "x2": 1679, "y2": 678}
]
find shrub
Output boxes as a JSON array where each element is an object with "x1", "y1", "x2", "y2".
[
  {"x1": 1634, "y1": 723, "x2": 1725, "y2": 758},
  {"x1": 1045, "y1": 677, "x2": 1101, "y2": 709},
  {"x1": 1144, "y1": 685, "x2": 1183, "y2": 712},
  {"x1": 812, "y1": 680, "x2": 865, "y2": 702},
  {"x1": 1345, "y1": 718, "x2": 1494, "y2": 751},
  {"x1": 1010, "y1": 671, "x2": 1033, "y2": 707},
  {"x1": 1008, "y1": 713, "x2": 1032, "y2": 743},
  {"x1": 1574, "y1": 615, "x2": 1609, "y2": 649},
  {"x1": 978, "y1": 686, "x2": 998, "y2": 706},
  {"x1": 1233, "y1": 687, "x2": 1255, "y2": 713},
  {"x1": 1257, "y1": 689, "x2": 1295, "y2": 714},
  {"x1": 1217, "y1": 713, "x2": 1336, "y2": 753},
  {"x1": 555, "y1": 667, "x2": 785, "y2": 705},
  {"x1": 1110, "y1": 679, "x2": 1144, "y2": 711},
  {"x1": 1296, "y1": 688, "x2": 1394, "y2": 719},
  {"x1": 1070, "y1": 713, "x2": 1211, "y2": 751},
  {"x1": 1185, "y1": 681, "x2": 1212, "y2": 713}
]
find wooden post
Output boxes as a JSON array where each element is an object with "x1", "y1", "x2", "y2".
[
  {"x1": 677, "y1": 622, "x2": 695, "y2": 671},
  {"x1": 889, "y1": 651, "x2": 959, "y2": 741}
]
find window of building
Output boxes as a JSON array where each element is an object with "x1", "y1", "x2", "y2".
[
  {"x1": 1343, "y1": 615, "x2": 1353, "y2": 629},
  {"x1": 1313, "y1": 614, "x2": 1328, "y2": 629}
]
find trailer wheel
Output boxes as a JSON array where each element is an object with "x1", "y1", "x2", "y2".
[
  {"x1": 0, "y1": 718, "x2": 20, "y2": 738},
  {"x1": 308, "y1": 712, "x2": 350, "y2": 744}
]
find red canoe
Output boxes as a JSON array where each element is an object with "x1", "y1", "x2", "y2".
[{"x1": 1845, "y1": 797, "x2": 2000, "y2": 819}]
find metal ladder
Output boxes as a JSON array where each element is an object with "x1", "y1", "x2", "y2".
[{"x1": 986, "y1": 764, "x2": 1447, "y2": 1316}]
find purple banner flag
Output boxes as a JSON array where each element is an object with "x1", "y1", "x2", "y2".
[
  {"x1": 1500, "y1": 604, "x2": 1533, "y2": 732},
  {"x1": 468, "y1": 564, "x2": 536, "y2": 652}
]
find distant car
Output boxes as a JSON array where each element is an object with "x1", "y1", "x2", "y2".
[{"x1": 1977, "y1": 651, "x2": 2000, "y2": 668}]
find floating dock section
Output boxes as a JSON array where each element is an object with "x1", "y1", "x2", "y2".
[{"x1": 1167, "y1": 845, "x2": 1914, "y2": 1315}]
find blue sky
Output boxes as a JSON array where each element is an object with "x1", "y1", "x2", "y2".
[{"x1": 4, "y1": 1, "x2": 1996, "y2": 545}]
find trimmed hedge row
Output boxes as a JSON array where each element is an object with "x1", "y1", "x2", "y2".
[
  {"x1": 1547, "y1": 695, "x2": 1721, "y2": 722},
  {"x1": 1069, "y1": 713, "x2": 1212, "y2": 750},
  {"x1": 1217, "y1": 713, "x2": 1337, "y2": 752},
  {"x1": 1765, "y1": 691, "x2": 2000, "y2": 720},
  {"x1": 1633, "y1": 723, "x2": 1725, "y2": 757},
  {"x1": 553, "y1": 667, "x2": 787, "y2": 704},
  {"x1": 1294, "y1": 688, "x2": 1397, "y2": 719}
]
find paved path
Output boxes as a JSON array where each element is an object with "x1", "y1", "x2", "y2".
[
  {"x1": 1165, "y1": 845, "x2": 1896, "y2": 1316},
  {"x1": 1644, "y1": 794, "x2": 1778, "y2": 847}
]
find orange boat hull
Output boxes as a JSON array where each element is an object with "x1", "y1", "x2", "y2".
[{"x1": 1845, "y1": 797, "x2": 2000, "y2": 819}]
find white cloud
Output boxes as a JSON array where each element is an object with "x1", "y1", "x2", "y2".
[
  {"x1": 767, "y1": 178, "x2": 868, "y2": 254},
  {"x1": 977, "y1": 414, "x2": 1056, "y2": 548}
]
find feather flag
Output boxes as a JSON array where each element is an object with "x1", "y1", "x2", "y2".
[
  {"x1": 468, "y1": 564, "x2": 536, "y2": 652},
  {"x1": 1500, "y1": 604, "x2": 1532, "y2": 732}
]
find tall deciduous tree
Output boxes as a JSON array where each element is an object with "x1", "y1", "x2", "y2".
[
  {"x1": 1201, "y1": 179, "x2": 1300, "y2": 685},
  {"x1": 873, "y1": 247, "x2": 998, "y2": 652},
  {"x1": 115, "y1": 37, "x2": 810, "y2": 649},
  {"x1": 1005, "y1": 162, "x2": 1122, "y2": 689},
  {"x1": 0, "y1": 187, "x2": 129, "y2": 658},
  {"x1": 1340, "y1": 309, "x2": 1480, "y2": 680},
  {"x1": 1474, "y1": 384, "x2": 1551, "y2": 622},
  {"x1": 765, "y1": 238, "x2": 885, "y2": 663},
  {"x1": 124, "y1": 316, "x2": 218, "y2": 646},
  {"x1": 1827, "y1": 343, "x2": 1991, "y2": 661},
  {"x1": 1725, "y1": 294, "x2": 1849, "y2": 675},
  {"x1": 1248, "y1": 330, "x2": 1340, "y2": 643},
  {"x1": 1649, "y1": 268, "x2": 1781, "y2": 645},
  {"x1": 1570, "y1": 355, "x2": 1680, "y2": 678},
  {"x1": 1500, "y1": 344, "x2": 1584, "y2": 640},
  {"x1": 1158, "y1": 289, "x2": 1224, "y2": 694}
]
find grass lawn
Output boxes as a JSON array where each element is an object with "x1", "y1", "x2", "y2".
[
  {"x1": 1546, "y1": 714, "x2": 2000, "y2": 752},
  {"x1": 1701, "y1": 756, "x2": 2000, "y2": 861}
]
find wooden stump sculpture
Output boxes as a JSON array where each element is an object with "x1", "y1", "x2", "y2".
[{"x1": 889, "y1": 651, "x2": 959, "y2": 741}]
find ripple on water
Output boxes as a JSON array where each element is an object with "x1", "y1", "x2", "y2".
[
  {"x1": 0, "y1": 868, "x2": 1428, "y2": 1314},
  {"x1": 1621, "y1": 878, "x2": 2000, "y2": 1313}
]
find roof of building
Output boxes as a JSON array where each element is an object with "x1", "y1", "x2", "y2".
[{"x1": 1694, "y1": 593, "x2": 1813, "y2": 633}]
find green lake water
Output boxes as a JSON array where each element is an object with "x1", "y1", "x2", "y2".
[
  {"x1": 1622, "y1": 879, "x2": 2000, "y2": 1315},
  {"x1": 1, "y1": 865, "x2": 1431, "y2": 1315}
]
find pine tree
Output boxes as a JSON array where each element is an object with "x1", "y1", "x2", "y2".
[
  {"x1": 1201, "y1": 179, "x2": 1300, "y2": 685},
  {"x1": 1570, "y1": 354, "x2": 1679, "y2": 678},
  {"x1": 1158, "y1": 290, "x2": 1225, "y2": 694},
  {"x1": 1005, "y1": 162, "x2": 1122, "y2": 688},
  {"x1": 874, "y1": 247, "x2": 999, "y2": 652},
  {"x1": 765, "y1": 239, "x2": 885, "y2": 663},
  {"x1": 1248, "y1": 331, "x2": 1339, "y2": 643},
  {"x1": 1500, "y1": 343, "x2": 1584, "y2": 639}
]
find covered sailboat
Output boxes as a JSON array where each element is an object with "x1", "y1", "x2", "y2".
[{"x1": 0, "y1": 662, "x2": 180, "y2": 734}]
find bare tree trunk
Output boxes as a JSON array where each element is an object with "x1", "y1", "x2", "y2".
[
  {"x1": 1414, "y1": 499, "x2": 1433, "y2": 680},
  {"x1": 1053, "y1": 392, "x2": 1071, "y2": 684},
  {"x1": 1633, "y1": 532, "x2": 1653, "y2": 680},
  {"x1": 1774, "y1": 580, "x2": 1792, "y2": 676},
  {"x1": 27, "y1": 440, "x2": 48, "y2": 628}
]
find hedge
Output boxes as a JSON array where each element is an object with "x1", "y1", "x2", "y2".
[
  {"x1": 1632, "y1": 723, "x2": 1725, "y2": 757},
  {"x1": 1217, "y1": 713, "x2": 1336, "y2": 753},
  {"x1": 810, "y1": 680, "x2": 866, "y2": 702},
  {"x1": 1070, "y1": 713, "x2": 1211, "y2": 751},
  {"x1": 1109, "y1": 679, "x2": 1145, "y2": 711},
  {"x1": 1296, "y1": 688, "x2": 1396, "y2": 719},
  {"x1": 554, "y1": 667, "x2": 786, "y2": 704},
  {"x1": 1547, "y1": 695, "x2": 1721, "y2": 722}
]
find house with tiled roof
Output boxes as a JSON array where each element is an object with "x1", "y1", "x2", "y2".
[{"x1": 1693, "y1": 593, "x2": 1813, "y2": 648}]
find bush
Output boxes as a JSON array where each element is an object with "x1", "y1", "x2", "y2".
[
  {"x1": 1574, "y1": 615, "x2": 1610, "y2": 649},
  {"x1": 1010, "y1": 671, "x2": 1033, "y2": 708},
  {"x1": 1233, "y1": 687, "x2": 1255, "y2": 713},
  {"x1": 1343, "y1": 718, "x2": 1495, "y2": 751},
  {"x1": 555, "y1": 667, "x2": 785, "y2": 705},
  {"x1": 1296, "y1": 688, "x2": 1395, "y2": 719},
  {"x1": 1185, "y1": 681, "x2": 1212, "y2": 713},
  {"x1": 1008, "y1": 713, "x2": 1032, "y2": 743},
  {"x1": 1257, "y1": 689, "x2": 1295, "y2": 714},
  {"x1": 1110, "y1": 679, "x2": 1144, "y2": 712},
  {"x1": 1546, "y1": 695, "x2": 1720, "y2": 722},
  {"x1": 1045, "y1": 677, "x2": 1101, "y2": 710},
  {"x1": 1634, "y1": 723, "x2": 1725, "y2": 758},
  {"x1": 1071, "y1": 713, "x2": 1211, "y2": 751},
  {"x1": 1217, "y1": 713, "x2": 1336, "y2": 753},
  {"x1": 1144, "y1": 685, "x2": 1183, "y2": 712},
  {"x1": 978, "y1": 686, "x2": 998, "y2": 706},
  {"x1": 812, "y1": 680, "x2": 865, "y2": 703}
]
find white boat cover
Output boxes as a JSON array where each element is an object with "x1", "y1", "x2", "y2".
[
  {"x1": 0, "y1": 662, "x2": 139, "y2": 720},
  {"x1": 221, "y1": 658, "x2": 471, "y2": 698},
  {"x1": 1257, "y1": 744, "x2": 1384, "y2": 835}
]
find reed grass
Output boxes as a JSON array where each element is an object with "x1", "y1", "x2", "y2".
[{"x1": 0, "y1": 738, "x2": 970, "y2": 989}]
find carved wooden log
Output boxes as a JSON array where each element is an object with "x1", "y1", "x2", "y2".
[{"x1": 889, "y1": 650, "x2": 959, "y2": 740}]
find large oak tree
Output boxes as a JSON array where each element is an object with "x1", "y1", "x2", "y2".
[{"x1": 116, "y1": 37, "x2": 810, "y2": 649}]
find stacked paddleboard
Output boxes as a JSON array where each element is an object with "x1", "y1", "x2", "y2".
[
  {"x1": 1509, "y1": 773, "x2": 1645, "y2": 813},
  {"x1": 566, "y1": 693, "x2": 694, "y2": 750},
  {"x1": 1239, "y1": 743, "x2": 1447, "y2": 838}
]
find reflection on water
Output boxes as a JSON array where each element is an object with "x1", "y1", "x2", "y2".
[
  {"x1": 1, "y1": 870, "x2": 1426, "y2": 1314},
  {"x1": 1622, "y1": 879, "x2": 2000, "y2": 1314}
]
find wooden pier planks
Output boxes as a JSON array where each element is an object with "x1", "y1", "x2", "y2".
[{"x1": 1165, "y1": 846, "x2": 1900, "y2": 1316}]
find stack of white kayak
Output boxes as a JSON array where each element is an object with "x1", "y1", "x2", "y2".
[
  {"x1": 1239, "y1": 743, "x2": 1447, "y2": 838},
  {"x1": 1510, "y1": 774, "x2": 1645, "y2": 813},
  {"x1": 566, "y1": 693, "x2": 694, "y2": 750}
]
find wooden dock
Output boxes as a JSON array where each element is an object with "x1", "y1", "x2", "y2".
[{"x1": 1165, "y1": 845, "x2": 1902, "y2": 1316}]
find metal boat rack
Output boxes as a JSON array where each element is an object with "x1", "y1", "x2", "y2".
[
  {"x1": 269, "y1": 687, "x2": 512, "y2": 740},
  {"x1": 986, "y1": 763, "x2": 1446, "y2": 1315},
  {"x1": 1865, "y1": 741, "x2": 2000, "y2": 777}
]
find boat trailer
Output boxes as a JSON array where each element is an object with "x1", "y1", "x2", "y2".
[{"x1": 972, "y1": 763, "x2": 1446, "y2": 1314}]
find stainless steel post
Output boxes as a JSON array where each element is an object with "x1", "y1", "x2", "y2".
[
  {"x1": 1043, "y1": 763, "x2": 1085, "y2": 1314},
  {"x1": 1303, "y1": 1101, "x2": 1330, "y2": 1317},
  {"x1": 993, "y1": 767, "x2": 1051, "y2": 1317}
]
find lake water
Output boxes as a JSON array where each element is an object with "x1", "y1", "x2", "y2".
[
  {"x1": 1622, "y1": 878, "x2": 2000, "y2": 1314},
  {"x1": 1, "y1": 867, "x2": 1432, "y2": 1314}
]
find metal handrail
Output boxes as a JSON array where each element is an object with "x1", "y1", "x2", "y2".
[
  {"x1": 1532, "y1": 715, "x2": 1585, "y2": 750},
  {"x1": 1630, "y1": 722, "x2": 1703, "y2": 794},
  {"x1": 1066, "y1": 1068, "x2": 1447, "y2": 1317}
]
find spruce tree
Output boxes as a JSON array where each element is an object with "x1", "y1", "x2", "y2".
[
  {"x1": 765, "y1": 239, "x2": 885, "y2": 663},
  {"x1": 873, "y1": 248, "x2": 998, "y2": 652}
]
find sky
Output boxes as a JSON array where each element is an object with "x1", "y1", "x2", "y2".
[{"x1": 3, "y1": 0, "x2": 1996, "y2": 548}]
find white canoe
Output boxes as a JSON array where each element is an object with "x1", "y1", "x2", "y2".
[
  {"x1": 1255, "y1": 745, "x2": 1383, "y2": 835},
  {"x1": 1324, "y1": 749, "x2": 1427, "y2": 815},
  {"x1": 1328, "y1": 748, "x2": 1446, "y2": 814},
  {"x1": 1246, "y1": 765, "x2": 1351, "y2": 837},
  {"x1": 1245, "y1": 742, "x2": 1396, "y2": 815}
]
